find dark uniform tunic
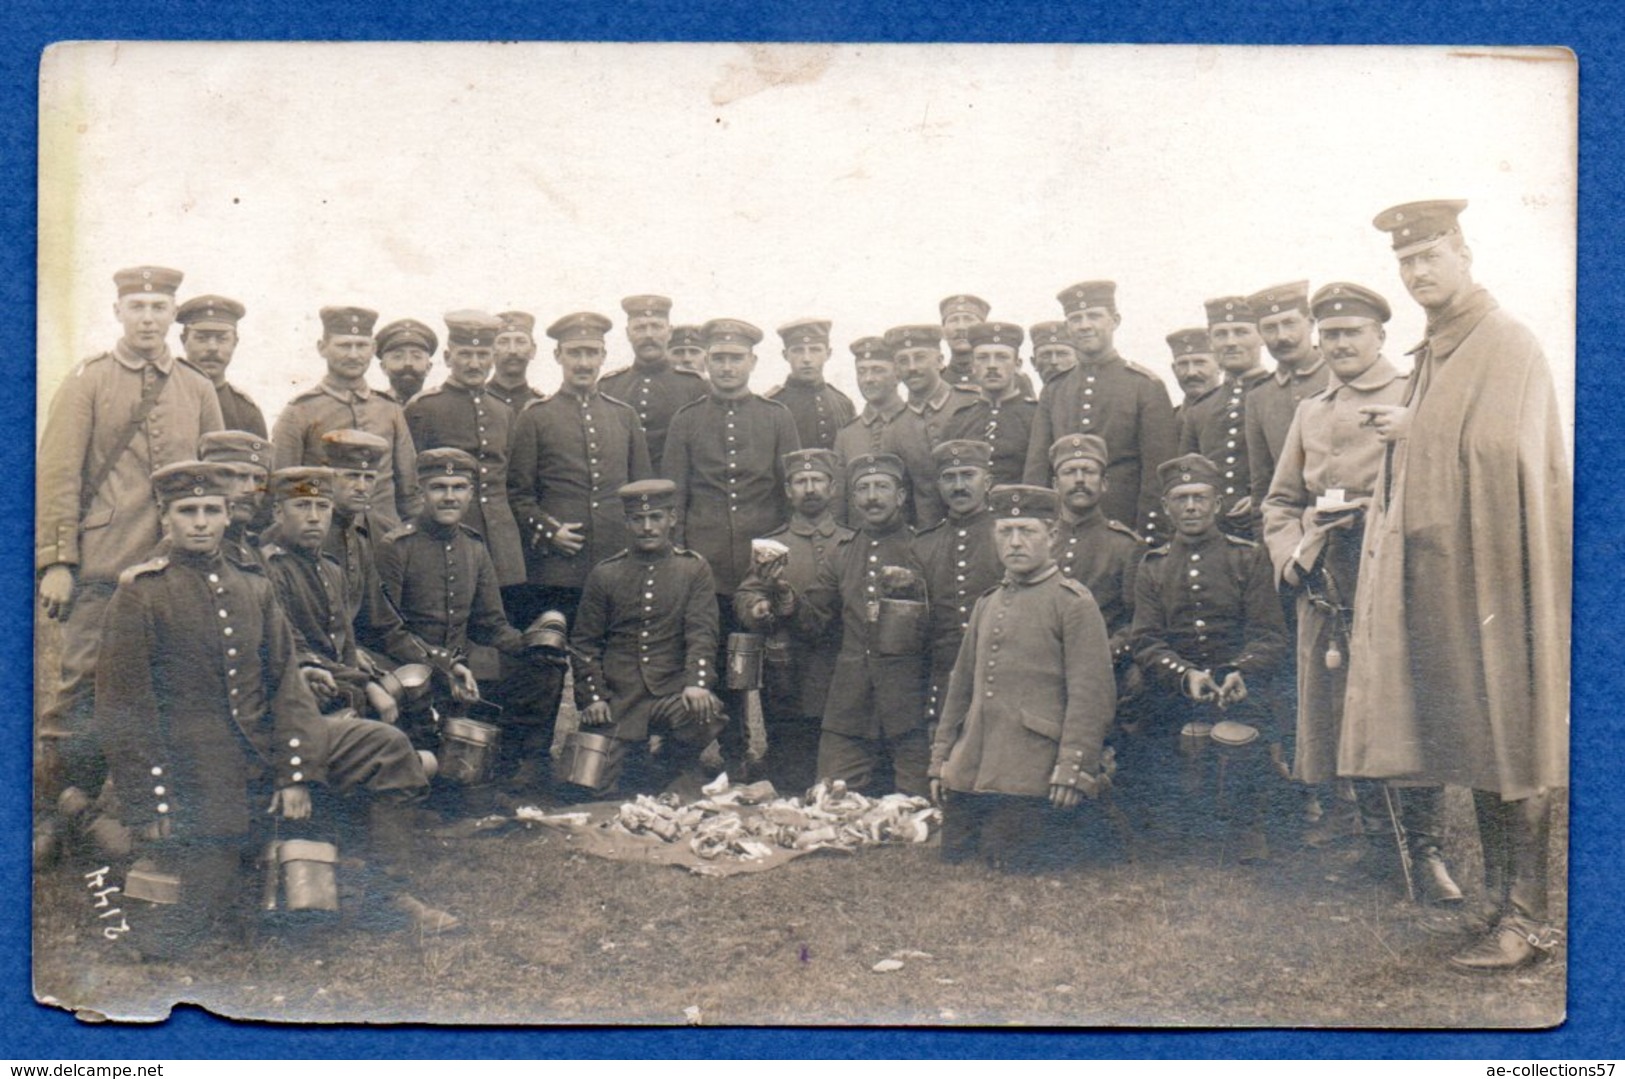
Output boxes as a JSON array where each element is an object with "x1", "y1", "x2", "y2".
[
  {"x1": 912, "y1": 507, "x2": 1001, "y2": 717},
  {"x1": 733, "y1": 513, "x2": 852, "y2": 720},
  {"x1": 1243, "y1": 357, "x2": 1329, "y2": 528},
  {"x1": 789, "y1": 521, "x2": 930, "y2": 794},
  {"x1": 272, "y1": 378, "x2": 420, "y2": 529},
  {"x1": 506, "y1": 387, "x2": 654, "y2": 593},
  {"x1": 1129, "y1": 528, "x2": 1286, "y2": 715},
  {"x1": 1022, "y1": 352, "x2": 1177, "y2": 543},
  {"x1": 404, "y1": 381, "x2": 526, "y2": 587},
  {"x1": 262, "y1": 541, "x2": 374, "y2": 707},
  {"x1": 486, "y1": 379, "x2": 544, "y2": 414},
  {"x1": 597, "y1": 360, "x2": 708, "y2": 468},
  {"x1": 571, "y1": 547, "x2": 719, "y2": 742},
  {"x1": 1055, "y1": 510, "x2": 1143, "y2": 660},
  {"x1": 95, "y1": 549, "x2": 331, "y2": 838},
  {"x1": 322, "y1": 512, "x2": 450, "y2": 675},
  {"x1": 832, "y1": 399, "x2": 933, "y2": 528},
  {"x1": 1177, "y1": 368, "x2": 1272, "y2": 522},
  {"x1": 931, "y1": 565, "x2": 1116, "y2": 797},
  {"x1": 662, "y1": 393, "x2": 800, "y2": 595},
  {"x1": 983, "y1": 391, "x2": 1037, "y2": 486},
  {"x1": 896, "y1": 382, "x2": 989, "y2": 529},
  {"x1": 767, "y1": 379, "x2": 856, "y2": 451},
  {"x1": 214, "y1": 380, "x2": 268, "y2": 438},
  {"x1": 375, "y1": 519, "x2": 529, "y2": 668}
]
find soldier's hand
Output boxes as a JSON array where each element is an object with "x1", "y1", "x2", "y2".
[
  {"x1": 1049, "y1": 783, "x2": 1083, "y2": 809},
  {"x1": 364, "y1": 680, "x2": 400, "y2": 726},
  {"x1": 1183, "y1": 668, "x2": 1220, "y2": 702},
  {"x1": 1358, "y1": 404, "x2": 1411, "y2": 444},
  {"x1": 747, "y1": 597, "x2": 773, "y2": 624},
  {"x1": 301, "y1": 667, "x2": 339, "y2": 702},
  {"x1": 449, "y1": 663, "x2": 480, "y2": 704},
  {"x1": 682, "y1": 686, "x2": 721, "y2": 724},
  {"x1": 550, "y1": 521, "x2": 587, "y2": 556},
  {"x1": 269, "y1": 784, "x2": 312, "y2": 821},
  {"x1": 139, "y1": 818, "x2": 172, "y2": 842},
  {"x1": 581, "y1": 701, "x2": 613, "y2": 727},
  {"x1": 38, "y1": 564, "x2": 76, "y2": 622},
  {"x1": 1218, "y1": 670, "x2": 1248, "y2": 706}
]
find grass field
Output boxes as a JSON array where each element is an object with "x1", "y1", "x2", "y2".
[{"x1": 32, "y1": 618, "x2": 1566, "y2": 1029}]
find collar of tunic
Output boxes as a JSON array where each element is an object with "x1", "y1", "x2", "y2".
[
  {"x1": 1416, "y1": 286, "x2": 1499, "y2": 362},
  {"x1": 1076, "y1": 349, "x2": 1123, "y2": 371},
  {"x1": 1326, "y1": 354, "x2": 1402, "y2": 397},
  {"x1": 909, "y1": 380, "x2": 954, "y2": 414},
  {"x1": 789, "y1": 513, "x2": 840, "y2": 538},
  {"x1": 112, "y1": 339, "x2": 175, "y2": 374},
  {"x1": 318, "y1": 375, "x2": 374, "y2": 403},
  {"x1": 1273, "y1": 351, "x2": 1325, "y2": 385},
  {"x1": 860, "y1": 398, "x2": 907, "y2": 425},
  {"x1": 1002, "y1": 563, "x2": 1059, "y2": 588}
]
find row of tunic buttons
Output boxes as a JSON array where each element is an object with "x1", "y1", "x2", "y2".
[
  {"x1": 953, "y1": 528, "x2": 974, "y2": 628},
  {"x1": 1186, "y1": 550, "x2": 1209, "y2": 645},
  {"x1": 444, "y1": 542, "x2": 460, "y2": 621},
  {"x1": 473, "y1": 392, "x2": 493, "y2": 504},
  {"x1": 724, "y1": 405, "x2": 740, "y2": 513},
  {"x1": 1221, "y1": 390, "x2": 1243, "y2": 495},
  {"x1": 581, "y1": 397, "x2": 604, "y2": 512},
  {"x1": 1078, "y1": 370, "x2": 1097, "y2": 429},
  {"x1": 984, "y1": 592, "x2": 1006, "y2": 697},
  {"x1": 212, "y1": 571, "x2": 246, "y2": 728}
]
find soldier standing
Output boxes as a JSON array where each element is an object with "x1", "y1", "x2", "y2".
[
  {"x1": 831, "y1": 336, "x2": 930, "y2": 528},
  {"x1": 970, "y1": 322, "x2": 1036, "y2": 486},
  {"x1": 1165, "y1": 327, "x2": 1223, "y2": 430},
  {"x1": 1048, "y1": 434, "x2": 1142, "y2": 673},
  {"x1": 373, "y1": 318, "x2": 438, "y2": 406},
  {"x1": 598, "y1": 294, "x2": 707, "y2": 468},
  {"x1": 403, "y1": 310, "x2": 525, "y2": 589},
  {"x1": 939, "y1": 293, "x2": 992, "y2": 389},
  {"x1": 666, "y1": 325, "x2": 709, "y2": 379},
  {"x1": 569, "y1": 480, "x2": 726, "y2": 795},
  {"x1": 733, "y1": 450, "x2": 854, "y2": 794},
  {"x1": 1343, "y1": 200, "x2": 1570, "y2": 970},
  {"x1": 929, "y1": 484, "x2": 1117, "y2": 872},
  {"x1": 1029, "y1": 321, "x2": 1080, "y2": 387},
  {"x1": 889, "y1": 323, "x2": 988, "y2": 529},
  {"x1": 1244, "y1": 281, "x2": 1329, "y2": 521},
  {"x1": 911, "y1": 441, "x2": 1001, "y2": 731},
  {"x1": 36, "y1": 265, "x2": 223, "y2": 860},
  {"x1": 272, "y1": 306, "x2": 420, "y2": 529},
  {"x1": 487, "y1": 310, "x2": 546, "y2": 412},
  {"x1": 1022, "y1": 280, "x2": 1176, "y2": 544},
  {"x1": 177, "y1": 295, "x2": 265, "y2": 437},
  {"x1": 1177, "y1": 296, "x2": 1272, "y2": 537},
  {"x1": 766, "y1": 318, "x2": 856, "y2": 451}
]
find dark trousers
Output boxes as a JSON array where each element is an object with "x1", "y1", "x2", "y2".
[
  {"x1": 940, "y1": 790, "x2": 1084, "y2": 873},
  {"x1": 816, "y1": 727, "x2": 931, "y2": 798}
]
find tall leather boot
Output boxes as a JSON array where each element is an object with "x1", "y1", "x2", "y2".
[
  {"x1": 1452, "y1": 792, "x2": 1557, "y2": 971},
  {"x1": 1466, "y1": 788, "x2": 1512, "y2": 932},
  {"x1": 1400, "y1": 785, "x2": 1464, "y2": 905}
]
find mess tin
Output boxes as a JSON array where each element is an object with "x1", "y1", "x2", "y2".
[
  {"x1": 439, "y1": 716, "x2": 502, "y2": 786},
  {"x1": 378, "y1": 662, "x2": 434, "y2": 706},
  {"x1": 726, "y1": 632, "x2": 764, "y2": 690},
  {"x1": 523, "y1": 610, "x2": 570, "y2": 657},
  {"x1": 556, "y1": 730, "x2": 624, "y2": 793},
  {"x1": 260, "y1": 838, "x2": 340, "y2": 913},
  {"x1": 875, "y1": 597, "x2": 928, "y2": 655},
  {"x1": 123, "y1": 861, "x2": 182, "y2": 905}
]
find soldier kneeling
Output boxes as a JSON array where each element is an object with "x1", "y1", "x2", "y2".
[
  {"x1": 95, "y1": 462, "x2": 457, "y2": 959},
  {"x1": 929, "y1": 485, "x2": 1118, "y2": 873}
]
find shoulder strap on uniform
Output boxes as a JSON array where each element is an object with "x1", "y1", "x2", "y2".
[
  {"x1": 118, "y1": 555, "x2": 169, "y2": 586},
  {"x1": 383, "y1": 522, "x2": 418, "y2": 542},
  {"x1": 1106, "y1": 518, "x2": 1144, "y2": 543},
  {"x1": 81, "y1": 363, "x2": 171, "y2": 515}
]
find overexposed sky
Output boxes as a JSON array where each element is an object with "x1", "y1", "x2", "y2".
[{"x1": 38, "y1": 42, "x2": 1575, "y2": 436}]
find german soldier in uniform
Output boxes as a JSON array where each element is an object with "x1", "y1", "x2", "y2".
[
  {"x1": 1129, "y1": 454, "x2": 1287, "y2": 862},
  {"x1": 1260, "y1": 283, "x2": 1460, "y2": 901},
  {"x1": 373, "y1": 317, "x2": 438, "y2": 406},
  {"x1": 831, "y1": 336, "x2": 927, "y2": 527},
  {"x1": 1244, "y1": 281, "x2": 1328, "y2": 523},
  {"x1": 733, "y1": 449, "x2": 853, "y2": 794},
  {"x1": 1023, "y1": 280, "x2": 1177, "y2": 544},
  {"x1": 599, "y1": 294, "x2": 707, "y2": 467},
  {"x1": 1029, "y1": 321, "x2": 1080, "y2": 387},
  {"x1": 1177, "y1": 297, "x2": 1272, "y2": 538},
  {"x1": 178, "y1": 295, "x2": 265, "y2": 437},
  {"x1": 569, "y1": 480, "x2": 726, "y2": 794},
  {"x1": 1344, "y1": 200, "x2": 1569, "y2": 969},
  {"x1": 666, "y1": 324, "x2": 709, "y2": 378},
  {"x1": 37, "y1": 265, "x2": 223, "y2": 861},
  {"x1": 272, "y1": 306, "x2": 420, "y2": 529},
  {"x1": 404, "y1": 310, "x2": 525, "y2": 589},
  {"x1": 487, "y1": 310, "x2": 545, "y2": 412},
  {"x1": 939, "y1": 293, "x2": 991, "y2": 389},
  {"x1": 197, "y1": 430, "x2": 273, "y2": 567},
  {"x1": 970, "y1": 322, "x2": 1036, "y2": 485},
  {"x1": 96, "y1": 461, "x2": 455, "y2": 954},
  {"x1": 888, "y1": 323, "x2": 987, "y2": 529},
  {"x1": 1049, "y1": 434, "x2": 1142, "y2": 677},
  {"x1": 762, "y1": 454, "x2": 932, "y2": 796},
  {"x1": 930, "y1": 484, "x2": 1117, "y2": 872},
  {"x1": 767, "y1": 318, "x2": 855, "y2": 451},
  {"x1": 1166, "y1": 327, "x2": 1223, "y2": 431},
  {"x1": 911, "y1": 440, "x2": 1001, "y2": 730}
]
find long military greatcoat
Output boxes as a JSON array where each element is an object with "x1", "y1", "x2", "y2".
[
  {"x1": 1341, "y1": 289, "x2": 1569, "y2": 799},
  {"x1": 930, "y1": 565, "x2": 1116, "y2": 797},
  {"x1": 404, "y1": 380, "x2": 526, "y2": 586},
  {"x1": 1261, "y1": 355, "x2": 1405, "y2": 784}
]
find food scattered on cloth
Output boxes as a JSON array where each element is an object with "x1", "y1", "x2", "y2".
[
  {"x1": 871, "y1": 959, "x2": 905, "y2": 973},
  {"x1": 520, "y1": 778, "x2": 940, "y2": 876}
]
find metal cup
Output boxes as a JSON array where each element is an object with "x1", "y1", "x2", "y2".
[
  {"x1": 438, "y1": 717, "x2": 502, "y2": 786},
  {"x1": 523, "y1": 610, "x2": 570, "y2": 657},
  {"x1": 727, "y1": 632, "x2": 765, "y2": 690}
]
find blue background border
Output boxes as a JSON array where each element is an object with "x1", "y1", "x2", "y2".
[{"x1": 3, "y1": 0, "x2": 1617, "y2": 1059}]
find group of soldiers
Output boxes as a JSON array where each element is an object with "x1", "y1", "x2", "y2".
[{"x1": 35, "y1": 199, "x2": 1569, "y2": 973}]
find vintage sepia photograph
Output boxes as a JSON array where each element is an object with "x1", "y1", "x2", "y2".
[{"x1": 31, "y1": 41, "x2": 1574, "y2": 1027}]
